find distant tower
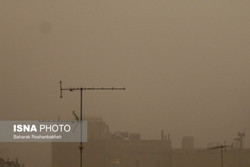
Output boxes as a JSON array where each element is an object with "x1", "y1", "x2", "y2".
[
  {"x1": 238, "y1": 132, "x2": 245, "y2": 167},
  {"x1": 238, "y1": 132, "x2": 245, "y2": 149}
]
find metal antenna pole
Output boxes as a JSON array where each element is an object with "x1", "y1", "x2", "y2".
[
  {"x1": 59, "y1": 81, "x2": 125, "y2": 167},
  {"x1": 80, "y1": 88, "x2": 83, "y2": 167},
  {"x1": 221, "y1": 145, "x2": 223, "y2": 167}
]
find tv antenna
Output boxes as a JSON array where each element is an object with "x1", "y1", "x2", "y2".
[
  {"x1": 208, "y1": 143, "x2": 231, "y2": 167},
  {"x1": 59, "y1": 81, "x2": 125, "y2": 167}
]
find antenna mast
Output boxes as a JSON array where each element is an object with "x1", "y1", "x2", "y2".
[{"x1": 59, "y1": 81, "x2": 125, "y2": 167}]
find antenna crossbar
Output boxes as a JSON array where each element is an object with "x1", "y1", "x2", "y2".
[{"x1": 60, "y1": 81, "x2": 125, "y2": 98}]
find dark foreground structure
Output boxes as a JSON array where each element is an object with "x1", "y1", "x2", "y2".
[
  {"x1": 0, "y1": 158, "x2": 24, "y2": 167},
  {"x1": 52, "y1": 118, "x2": 250, "y2": 167}
]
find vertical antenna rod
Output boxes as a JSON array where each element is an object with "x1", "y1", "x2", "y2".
[
  {"x1": 60, "y1": 81, "x2": 63, "y2": 98},
  {"x1": 59, "y1": 81, "x2": 125, "y2": 167}
]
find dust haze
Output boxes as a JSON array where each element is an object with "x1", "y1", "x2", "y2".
[{"x1": 0, "y1": 0, "x2": 249, "y2": 166}]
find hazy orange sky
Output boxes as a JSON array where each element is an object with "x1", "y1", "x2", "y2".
[{"x1": 0, "y1": 0, "x2": 249, "y2": 166}]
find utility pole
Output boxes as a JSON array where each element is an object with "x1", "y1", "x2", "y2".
[{"x1": 59, "y1": 81, "x2": 125, "y2": 167}]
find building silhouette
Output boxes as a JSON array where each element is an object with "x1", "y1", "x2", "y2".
[
  {"x1": 52, "y1": 117, "x2": 172, "y2": 167},
  {"x1": 52, "y1": 117, "x2": 250, "y2": 167}
]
